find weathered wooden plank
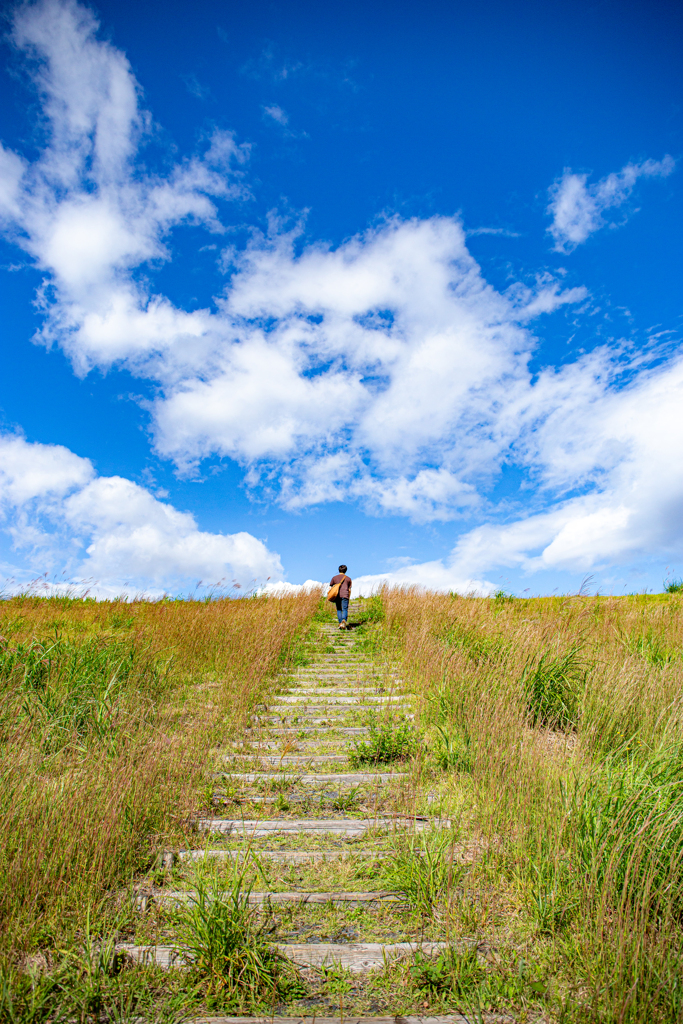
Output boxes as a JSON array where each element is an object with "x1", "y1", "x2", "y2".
[
  {"x1": 278, "y1": 942, "x2": 447, "y2": 971},
  {"x1": 189, "y1": 1017, "x2": 397, "y2": 1024},
  {"x1": 247, "y1": 726, "x2": 370, "y2": 735},
  {"x1": 223, "y1": 754, "x2": 350, "y2": 765},
  {"x1": 117, "y1": 940, "x2": 447, "y2": 972},
  {"x1": 177, "y1": 849, "x2": 390, "y2": 863},
  {"x1": 272, "y1": 695, "x2": 408, "y2": 705},
  {"x1": 231, "y1": 739, "x2": 356, "y2": 749},
  {"x1": 250, "y1": 716, "x2": 363, "y2": 725},
  {"x1": 261, "y1": 703, "x2": 413, "y2": 713},
  {"x1": 214, "y1": 771, "x2": 410, "y2": 784},
  {"x1": 198, "y1": 817, "x2": 437, "y2": 836},
  {"x1": 187, "y1": 1016, "x2": 497, "y2": 1024},
  {"x1": 158, "y1": 890, "x2": 403, "y2": 906}
]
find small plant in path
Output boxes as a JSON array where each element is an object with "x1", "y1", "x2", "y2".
[
  {"x1": 410, "y1": 946, "x2": 485, "y2": 999},
  {"x1": 174, "y1": 868, "x2": 305, "y2": 1008},
  {"x1": 348, "y1": 715, "x2": 418, "y2": 766},
  {"x1": 383, "y1": 833, "x2": 463, "y2": 914}
]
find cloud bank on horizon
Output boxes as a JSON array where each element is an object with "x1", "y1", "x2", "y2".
[{"x1": 0, "y1": 0, "x2": 680, "y2": 597}]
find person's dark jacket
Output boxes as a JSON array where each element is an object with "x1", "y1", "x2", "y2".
[{"x1": 330, "y1": 573, "x2": 352, "y2": 599}]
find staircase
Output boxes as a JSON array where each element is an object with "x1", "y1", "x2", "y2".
[{"x1": 118, "y1": 600, "x2": 507, "y2": 1022}]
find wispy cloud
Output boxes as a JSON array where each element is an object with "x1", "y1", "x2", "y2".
[
  {"x1": 263, "y1": 104, "x2": 289, "y2": 126},
  {"x1": 242, "y1": 43, "x2": 305, "y2": 82},
  {"x1": 547, "y1": 155, "x2": 675, "y2": 252},
  {"x1": 466, "y1": 226, "x2": 521, "y2": 237},
  {"x1": 182, "y1": 72, "x2": 211, "y2": 100}
]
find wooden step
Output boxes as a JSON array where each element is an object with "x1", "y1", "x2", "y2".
[
  {"x1": 247, "y1": 726, "x2": 370, "y2": 735},
  {"x1": 198, "y1": 816, "x2": 436, "y2": 837},
  {"x1": 177, "y1": 849, "x2": 391, "y2": 863},
  {"x1": 158, "y1": 890, "x2": 403, "y2": 906},
  {"x1": 259, "y1": 705, "x2": 413, "y2": 715},
  {"x1": 212, "y1": 793, "x2": 379, "y2": 806},
  {"x1": 215, "y1": 771, "x2": 410, "y2": 785},
  {"x1": 223, "y1": 754, "x2": 350, "y2": 766},
  {"x1": 252, "y1": 715, "x2": 414, "y2": 726},
  {"x1": 116, "y1": 940, "x2": 448, "y2": 972},
  {"x1": 273, "y1": 695, "x2": 408, "y2": 705},
  {"x1": 186, "y1": 1015, "x2": 493, "y2": 1024},
  {"x1": 279, "y1": 941, "x2": 449, "y2": 971},
  {"x1": 231, "y1": 739, "x2": 356, "y2": 750},
  {"x1": 280, "y1": 687, "x2": 404, "y2": 696}
]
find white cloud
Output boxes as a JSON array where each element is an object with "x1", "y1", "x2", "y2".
[
  {"x1": 0, "y1": 433, "x2": 283, "y2": 591},
  {"x1": 2, "y1": 0, "x2": 249, "y2": 374},
  {"x1": 258, "y1": 579, "x2": 323, "y2": 596},
  {"x1": 353, "y1": 562, "x2": 494, "y2": 597},
  {"x1": 0, "y1": 1, "x2": 587, "y2": 527},
  {"x1": 0, "y1": 433, "x2": 93, "y2": 504},
  {"x1": 447, "y1": 353, "x2": 683, "y2": 576},
  {"x1": 263, "y1": 104, "x2": 289, "y2": 126},
  {"x1": 152, "y1": 216, "x2": 583, "y2": 503},
  {"x1": 2, "y1": 0, "x2": 683, "y2": 590},
  {"x1": 547, "y1": 155, "x2": 675, "y2": 251}
]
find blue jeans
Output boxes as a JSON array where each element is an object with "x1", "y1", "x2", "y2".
[{"x1": 335, "y1": 597, "x2": 349, "y2": 623}]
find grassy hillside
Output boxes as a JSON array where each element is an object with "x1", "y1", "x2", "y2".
[
  {"x1": 3, "y1": 587, "x2": 683, "y2": 1022},
  {"x1": 362, "y1": 588, "x2": 683, "y2": 1022},
  {"x1": 0, "y1": 594, "x2": 319, "y2": 991}
]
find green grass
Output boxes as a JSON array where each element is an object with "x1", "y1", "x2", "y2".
[
  {"x1": 348, "y1": 715, "x2": 418, "y2": 766},
  {"x1": 174, "y1": 870, "x2": 305, "y2": 1010},
  {"x1": 382, "y1": 833, "x2": 465, "y2": 914},
  {"x1": 522, "y1": 642, "x2": 585, "y2": 729}
]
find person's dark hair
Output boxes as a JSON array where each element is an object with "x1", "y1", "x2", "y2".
[{"x1": 339, "y1": 564, "x2": 347, "y2": 573}]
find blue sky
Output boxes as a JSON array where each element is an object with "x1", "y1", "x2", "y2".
[{"x1": 0, "y1": 0, "x2": 681, "y2": 597}]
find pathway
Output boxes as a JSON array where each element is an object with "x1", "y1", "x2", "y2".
[{"x1": 120, "y1": 601, "x2": 509, "y2": 1023}]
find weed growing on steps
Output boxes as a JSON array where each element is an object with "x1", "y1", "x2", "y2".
[
  {"x1": 382, "y1": 833, "x2": 465, "y2": 914},
  {"x1": 174, "y1": 871, "x2": 305, "y2": 1010},
  {"x1": 348, "y1": 714, "x2": 418, "y2": 766},
  {"x1": 407, "y1": 946, "x2": 547, "y2": 1016}
]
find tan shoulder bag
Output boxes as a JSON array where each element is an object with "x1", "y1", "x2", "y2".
[{"x1": 327, "y1": 575, "x2": 347, "y2": 602}]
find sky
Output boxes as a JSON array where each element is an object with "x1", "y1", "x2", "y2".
[{"x1": 0, "y1": 0, "x2": 681, "y2": 598}]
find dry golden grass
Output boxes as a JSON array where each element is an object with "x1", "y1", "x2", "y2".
[
  {"x1": 365, "y1": 587, "x2": 683, "y2": 1022},
  {"x1": 0, "y1": 591, "x2": 319, "y2": 956}
]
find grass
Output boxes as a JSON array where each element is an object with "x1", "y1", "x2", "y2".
[
  {"x1": 0, "y1": 589, "x2": 318, "y2": 1017},
  {"x1": 372, "y1": 586, "x2": 683, "y2": 1022},
  {"x1": 8, "y1": 587, "x2": 683, "y2": 1021},
  {"x1": 382, "y1": 832, "x2": 465, "y2": 914},
  {"x1": 174, "y1": 869, "x2": 304, "y2": 1010},
  {"x1": 522, "y1": 641, "x2": 585, "y2": 729},
  {"x1": 348, "y1": 714, "x2": 418, "y2": 766}
]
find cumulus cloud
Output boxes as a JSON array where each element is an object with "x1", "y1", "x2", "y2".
[
  {"x1": 0, "y1": 0, "x2": 587, "y2": 527},
  {"x1": 0, "y1": 0, "x2": 249, "y2": 374},
  {"x1": 2, "y1": 0, "x2": 683, "y2": 590},
  {"x1": 152, "y1": 216, "x2": 585, "y2": 518},
  {"x1": 547, "y1": 155, "x2": 675, "y2": 251},
  {"x1": 0, "y1": 433, "x2": 283, "y2": 592},
  {"x1": 444, "y1": 351, "x2": 683, "y2": 577}
]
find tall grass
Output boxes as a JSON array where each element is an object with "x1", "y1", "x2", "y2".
[
  {"x1": 0, "y1": 592, "x2": 318, "y2": 958},
  {"x1": 376, "y1": 586, "x2": 683, "y2": 1022}
]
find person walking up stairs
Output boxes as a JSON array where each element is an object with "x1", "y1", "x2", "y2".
[{"x1": 328, "y1": 564, "x2": 352, "y2": 629}]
